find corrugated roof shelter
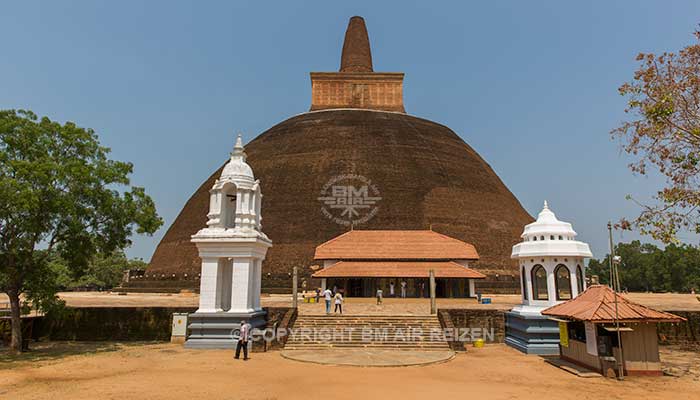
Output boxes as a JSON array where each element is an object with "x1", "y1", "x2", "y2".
[
  {"x1": 542, "y1": 285, "x2": 685, "y2": 377},
  {"x1": 542, "y1": 285, "x2": 684, "y2": 323},
  {"x1": 312, "y1": 230, "x2": 483, "y2": 298}
]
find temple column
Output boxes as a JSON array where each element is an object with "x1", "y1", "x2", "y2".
[{"x1": 198, "y1": 257, "x2": 223, "y2": 313}]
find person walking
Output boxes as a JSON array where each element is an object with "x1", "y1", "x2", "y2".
[
  {"x1": 234, "y1": 319, "x2": 251, "y2": 360},
  {"x1": 400, "y1": 280, "x2": 407, "y2": 298},
  {"x1": 376, "y1": 287, "x2": 383, "y2": 305},
  {"x1": 322, "y1": 287, "x2": 333, "y2": 314},
  {"x1": 334, "y1": 291, "x2": 344, "y2": 314}
]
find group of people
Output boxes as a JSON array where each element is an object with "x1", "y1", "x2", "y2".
[
  {"x1": 376, "y1": 280, "x2": 420, "y2": 304},
  {"x1": 317, "y1": 286, "x2": 344, "y2": 314}
]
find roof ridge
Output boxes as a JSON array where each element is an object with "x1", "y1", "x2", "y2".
[
  {"x1": 430, "y1": 230, "x2": 477, "y2": 247},
  {"x1": 588, "y1": 286, "x2": 613, "y2": 320},
  {"x1": 316, "y1": 230, "x2": 355, "y2": 249}
]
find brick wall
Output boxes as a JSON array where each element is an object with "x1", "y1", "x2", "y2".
[
  {"x1": 438, "y1": 308, "x2": 506, "y2": 343},
  {"x1": 310, "y1": 72, "x2": 405, "y2": 112}
]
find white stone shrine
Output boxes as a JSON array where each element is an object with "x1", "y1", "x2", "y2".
[
  {"x1": 185, "y1": 134, "x2": 272, "y2": 349},
  {"x1": 505, "y1": 201, "x2": 592, "y2": 355}
]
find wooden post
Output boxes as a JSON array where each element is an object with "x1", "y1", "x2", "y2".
[
  {"x1": 429, "y1": 269, "x2": 436, "y2": 315},
  {"x1": 292, "y1": 266, "x2": 298, "y2": 309}
]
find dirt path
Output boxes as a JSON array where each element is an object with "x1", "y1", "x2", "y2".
[{"x1": 1, "y1": 343, "x2": 698, "y2": 400}]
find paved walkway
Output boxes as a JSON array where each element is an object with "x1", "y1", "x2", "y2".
[
  {"x1": 290, "y1": 297, "x2": 512, "y2": 315},
  {"x1": 1, "y1": 291, "x2": 697, "y2": 312},
  {"x1": 280, "y1": 349, "x2": 455, "y2": 367}
]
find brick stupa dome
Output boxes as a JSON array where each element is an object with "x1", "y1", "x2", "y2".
[{"x1": 144, "y1": 17, "x2": 533, "y2": 293}]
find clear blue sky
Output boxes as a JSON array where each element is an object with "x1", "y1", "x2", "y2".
[{"x1": 2, "y1": 1, "x2": 699, "y2": 261}]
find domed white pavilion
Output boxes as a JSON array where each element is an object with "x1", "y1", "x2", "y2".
[
  {"x1": 506, "y1": 201, "x2": 592, "y2": 355},
  {"x1": 185, "y1": 133, "x2": 272, "y2": 349}
]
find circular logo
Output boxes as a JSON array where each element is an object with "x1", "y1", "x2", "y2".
[{"x1": 317, "y1": 174, "x2": 381, "y2": 226}]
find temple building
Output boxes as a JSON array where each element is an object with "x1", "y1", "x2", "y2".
[
  {"x1": 312, "y1": 230, "x2": 485, "y2": 297},
  {"x1": 505, "y1": 201, "x2": 593, "y2": 355},
  {"x1": 141, "y1": 16, "x2": 533, "y2": 294}
]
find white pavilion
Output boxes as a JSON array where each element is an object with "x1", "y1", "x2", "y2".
[
  {"x1": 185, "y1": 134, "x2": 272, "y2": 349},
  {"x1": 505, "y1": 201, "x2": 593, "y2": 355}
]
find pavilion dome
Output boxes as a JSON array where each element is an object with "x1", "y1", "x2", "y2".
[
  {"x1": 511, "y1": 201, "x2": 592, "y2": 259},
  {"x1": 220, "y1": 134, "x2": 255, "y2": 184}
]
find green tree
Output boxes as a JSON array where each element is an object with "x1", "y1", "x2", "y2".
[
  {"x1": 613, "y1": 29, "x2": 700, "y2": 242},
  {"x1": 0, "y1": 110, "x2": 162, "y2": 353},
  {"x1": 589, "y1": 240, "x2": 700, "y2": 293},
  {"x1": 48, "y1": 251, "x2": 145, "y2": 290}
]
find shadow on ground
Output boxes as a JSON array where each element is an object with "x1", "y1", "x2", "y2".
[{"x1": 0, "y1": 341, "x2": 141, "y2": 368}]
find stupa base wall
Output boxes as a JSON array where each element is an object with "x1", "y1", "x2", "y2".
[
  {"x1": 184, "y1": 310, "x2": 267, "y2": 349},
  {"x1": 505, "y1": 310, "x2": 561, "y2": 355}
]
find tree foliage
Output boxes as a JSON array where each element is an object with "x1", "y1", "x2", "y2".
[
  {"x1": 613, "y1": 29, "x2": 700, "y2": 243},
  {"x1": 0, "y1": 109, "x2": 162, "y2": 352},
  {"x1": 49, "y1": 251, "x2": 146, "y2": 290},
  {"x1": 587, "y1": 240, "x2": 700, "y2": 293}
]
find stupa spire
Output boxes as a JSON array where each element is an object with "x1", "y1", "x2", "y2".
[
  {"x1": 340, "y1": 16, "x2": 373, "y2": 72},
  {"x1": 231, "y1": 132, "x2": 246, "y2": 161}
]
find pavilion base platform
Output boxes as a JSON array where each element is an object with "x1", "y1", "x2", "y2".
[
  {"x1": 505, "y1": 307, "x2": 560, "y2": 355},
  {"x1": 184, "y1": 310, "x2": 266, "y2": 349}
]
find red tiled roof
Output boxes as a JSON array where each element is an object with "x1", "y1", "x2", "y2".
[
  {"x1": 542, "y1": 285, "x2": 685, "y2": 323},
  {"x1": 314, "y1": 230, "x2": 479, "y2": 260},
  {"x1": 311, "y1": 261, "x2": 486, "y2": 278}
]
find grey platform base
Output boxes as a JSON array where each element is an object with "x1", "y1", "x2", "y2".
[
  {"x1": 505, "y1": 310, "x2": 561, "y2": 355},
  {"x1": 184, "y1": 310, "x2": 267, "y2": 349}
]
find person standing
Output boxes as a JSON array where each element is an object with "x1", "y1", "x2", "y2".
[
  {"x1": 322, "y1": 287, "x2": 333, "y2": 314},
  {"x1": 334, "y1": 291, "x2": 344, "y2": 314},
  {"x1": 400, "y1": 280, "x2": 407, "y2": 298},
  {"x1": 376, "y1": 287, "x2": 383, "y2": 305},
  {"x1": 389, "y1": 281, "x2": 395, "y2": 297},
  {"x1": 235, "y1": 319, "x2": 251, "y2": 360}
]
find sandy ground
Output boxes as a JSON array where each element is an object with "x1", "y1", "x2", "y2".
[
  {"x1": 1, "y1": 342, "x2": 698, "y2": 400},
  {"x1": 2, "y1": 291, "x2": 698, "y2": 314}
]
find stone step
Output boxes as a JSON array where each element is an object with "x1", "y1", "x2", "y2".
[
  {"x1": 285, "y1": 315, "x2": 448, "y2": 351},
  {"x1": 291, "y1": 325, "x2": 441, "y2": 329}
]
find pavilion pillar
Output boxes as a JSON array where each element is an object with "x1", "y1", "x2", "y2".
[
  {"x1": 468, "y1": 279, "x2": 476, "y2": 298},
  {"x1": 292, "y1": 266, "x2": 298, "y2": 309},
  {"x1": 197, "y1": 257, "x2": 223, "y2": 313},
  {"x1": 253, "y1": 259, "x2": 262, "y2": 310},
  {"x1": 230, "y1": 257, "x2": 253, "y2": 313},
  {"x1": 429, "y1": 270, "x2": 436, "y2": 315},
  {"x1": 570, "y1": 267, "x2": 580, "y2": 298}
]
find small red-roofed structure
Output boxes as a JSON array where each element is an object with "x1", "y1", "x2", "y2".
[{"x1": 542, "y1": 285, "x2": 685, "y2": 376}]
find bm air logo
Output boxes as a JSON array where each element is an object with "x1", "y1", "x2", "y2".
[{"x1": 317, "y1": 174, "x2": 381, "y2": 226}]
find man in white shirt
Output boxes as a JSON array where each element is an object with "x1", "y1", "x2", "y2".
[
  {"x1": 389, "y1": 282, "x2": 395, "y2": 297},
  {"x1": 235, "y1": 319, "x2": 251, "y2": 360},
  {"x1": 322, "y1": 288, "x2": 333, "y2": 314},
  {"x1": 400, "y1": 280, "x2": 407, "y2": 298}
]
